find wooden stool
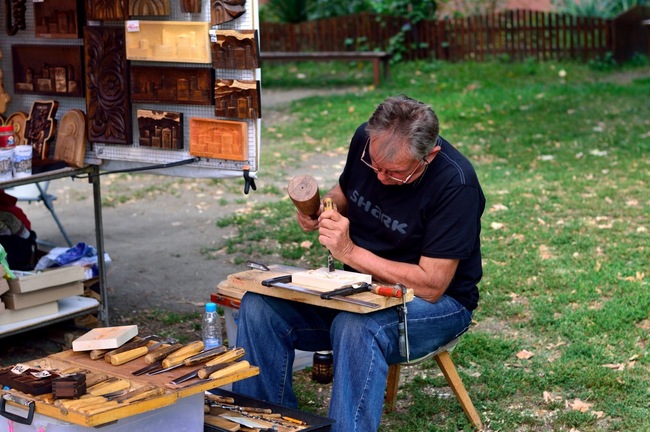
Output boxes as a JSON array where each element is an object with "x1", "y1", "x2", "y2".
[{"x1": 384, "y1": 337, "x2": 483, "y2": 429}]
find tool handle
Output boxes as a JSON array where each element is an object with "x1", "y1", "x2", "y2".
[
  {"x1": 371, "y1": 285, "x2": 403, "y2": 298},
  {"x1": 204, "y1": 347, "x2": 246, "y2": 367},
  {"x1": 183, "y1": 346, "x2": 228, "y2": 366},
  {"x1": 198, "y1": 361, "x2": 234, "y2": 379},
  {"x1": 110, "y1": 346, "x2": 149, "y2": 366},
  {"x1": 162, "y1": 341, "x2": 204, "y2": 368},
  {"x1": 208, "y1": 361, "x2": 250, "y2": 380},
  {"x1": 323, "y1": 197, "x2": 334, "y2": 211},
  {"x1": 144, "y1": 343, "x2": 183, "y2": 364},
  {"x1": 320, "y1": 283, "x2": 370, "y2": 300},
  {"x1": 261, "y1": 275, "x2": 292, "y2": 286}
]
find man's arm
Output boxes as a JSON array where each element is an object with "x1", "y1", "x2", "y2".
[
  {"x1": 296, "y1": 184, "x2": 348, "y2": 231},
  {"x1": 318, "y1": 209, "x2": 458, "y2": 303}
]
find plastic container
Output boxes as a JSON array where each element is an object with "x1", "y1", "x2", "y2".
[
  {"x1": 311, "y1": 351, "x2": 334, "y2": 384},
  {"x1": 12, "y1": 145, "x2": 32, "y2": 178},
  {"x1": 0, "y1": 147, "x2": 14, "y2": 181},
  {"x1": 0, "y1": 125, "x2": 14, "y2": 148},
  {"x1": 202, "y1": 302, "x2": 222, "y2": 350}
]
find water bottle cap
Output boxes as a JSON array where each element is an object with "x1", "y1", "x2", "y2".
[{"x1": 205, "y1": 302, "x2": 217, "y2": 312}]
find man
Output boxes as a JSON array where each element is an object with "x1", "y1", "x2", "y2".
[{"x1": 233, "y1": 95, "x2": 485, "y2": 431}]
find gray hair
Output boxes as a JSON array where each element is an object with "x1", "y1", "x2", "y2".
[{"x1": 366, "y1": 95, "x2": 439, "y2": 160}]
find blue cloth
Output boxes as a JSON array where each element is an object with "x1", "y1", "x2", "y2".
[{"x1": 233, "y1": 292, "x2": 472, "y2": 432}]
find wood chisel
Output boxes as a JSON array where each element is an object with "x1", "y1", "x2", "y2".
[
  {"x1": 109, "y1": 341, "x2": 170, "y2": 366},
  {"x1": 103, "y1": 335, "x2": 156, "y2": 363},
  {"x1": 323, "y1": 197, "x2": 335, "y2": 272},
  {"x1": 148, "y1": 343, "x2": 225, "y2": 375},
  {"x1": 171, "y1": 347, "x2": 244, "y2": 384},
  {"x1": 262, "y1": 275, "x2": 379, "y2": 309},
  {"x1": 144, "y1": 343, "x2": 184, "y2": 364}
]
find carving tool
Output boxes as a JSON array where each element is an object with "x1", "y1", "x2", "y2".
[
  {"x1": 143, "y1": 342, "x2": 184, "y2": 364},
  {"x1": 109, "y1": 341, "x2": 170, "y2": 366},
  {"x1": 148, "y1": 343, "x2": 223, "y2": 375},
  {"x1": 171, "y1": 347, "x2": 244, "y2": 384},
  {"x1": 262, "y1": 275, "x2": 379, "y2": 309},
  {"x1": 246, "y1": 260, "x2": 270, "y2": 271},
  {"x1": 320, "y1": 282, "x2": 372, "y2": 299},
  {"x1": 323, "y1": 197, "x2": 335, "y2": 272},
  {"x1": 103, "y1": 335, "x2": 156, "y2": 363},
  {"x1": 86, "y1": 378, "x2": 131, "y2": 396},
  {"x1": 161, "y1": 340, "x2": 204, "y2": 368}
]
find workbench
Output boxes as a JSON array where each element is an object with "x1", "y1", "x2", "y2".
[{"x1": 0, "y1": 166, "x2": 108, "y2": 338}]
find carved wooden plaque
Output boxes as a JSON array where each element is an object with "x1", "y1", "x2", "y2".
[
  {"x1": 84, "y1": 26, "x2": 132, "y2": 144},
  {"x1": 130, "y1": 66, "x2": 213, "y2": 106},
  {"x1": 125, "y1": 21, "x2": 211, "y2": 64},
  {"x1": 211, "y1": 0, "x2": 246, "y2": 26},
  {"x1": 6, "y1": 111, "x2": 28, "y2": 145},
  {"x1": 25, "y1": 100, "x2": 58, "y2": 160},
  {"x1": 54, "y1": 109, "x2": 87, "y2": 168},
  {"x1": 214, "y1": 79, "x2": 260, "y2": 120},
  {"x1": 86, "y1": 0, "x2": 127, "y2": 21},
  {"x1": 129, "y1": 0, "x2": 171, "y2": 17},
  {"x1": 189, "y1": 117, "x2": 247, "y2": 161},
  {"x1": 33, "y1": 0, "x2": 82, "y2": 39},
  {"x1": 0, "y1": 48, "x2": 9, "y2": 114},
  {"x1": 137, "y1": 109, "x2": 183, "y2": 150},
  {"x1": 6, "y1": 0, "x2": 27, "y2": 36},
  {"x1": 180, "y1": 0, "x2": 201, "y2": 13},
  {"x1": 11, "y1": 45, "x2": 84, "y2": 97},
  {"x1": 211, "y1": 29, "x2": 259, "y2": 70}
]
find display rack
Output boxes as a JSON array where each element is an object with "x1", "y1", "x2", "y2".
[{"x1": 0, "y1": 165, "x2": 108, "y2": 338}]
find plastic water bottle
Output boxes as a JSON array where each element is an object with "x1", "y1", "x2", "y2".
[{"x1": 202, "y1": 302, "x2": 222, "y2": 350}]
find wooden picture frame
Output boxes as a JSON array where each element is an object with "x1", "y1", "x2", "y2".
[
  {"x1": 130, "y1": 66, "x2": 213, "y2": 106},
  {"x1": 211, "y1": 29, "x2": 259, "y2": 70},
  {"x1": 137, "y1": 109, "x2": 183, "y2": 150},
  {"x1": 33, "y1": 0, "x2": 83, "y2": 39},
  {"x1": 11, "y1": 45, "x2": 84, "y2": 97},
  {"x1": 125, "y1": 21, "x2": 211, "y2": 64},
  {"x1": 189, "y1": 117, "x2": 248, "y2": 161},
  {"x1": 214, "y1": 79, "x2": 260, "y2": 120}
]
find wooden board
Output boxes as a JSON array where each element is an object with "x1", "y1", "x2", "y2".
[
  {"x1": 72, "y1": 325, "x2": 138, "y2": 351},
  {"x1": 0, "y1": 349, "x2": 259, "y2": 427},
  {"x1": 291, "y1": 268, "x2": 372, "y2": 291},
  {"x1": 221, "y1": 265, "x2": 413, "y2": 314}
]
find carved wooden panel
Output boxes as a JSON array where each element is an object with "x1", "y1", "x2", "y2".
[
  {"x1": 86, "y1": 0, "x2": 127, "y2": 21},
  {"x1": 211, "y1": 0, "x2": 246, "y2": 26},
  {"x1": 189, "y1": 117, "x2": 247, "y2": 161},
  {"x1": 214, "y1": 79, "x2": 260, "y2": 120},
  {"x1": 54, "y1": 109, "x2": 87, "y2": 168},
  {"x1": 33, "y1": 0, "x2": 82, "y2": 39},
  {"x1": 6, "y1": 111, "x2": 27, "y2": 145},
  {"x1": 180, "y1": 0, "x2": 201, "y2": 13},
  {"x1": 11, "y1": 45, "x2": 84, "y2": 97},
  {"x1": 137, "y1": 109, "x2": 183, "y2": 150},
  {"x1": 211, "y1": 29, "x2": 259, "y2": 70},
  {"x1": 125, "y1": 21, "x2": 210, "y2": 64},
  {"x1": 25, "y1": 100, "x2": 58, "y2": 160},
  {"x1": 84, "y1": 26, "x2": 132, "y2": 144},
  {"x1": 0, "y1": 48, "x2": 9, "y2": 114},
  {"x1": 130, "y1": 66, "x2": 213, "y2": 106},
  {"x1": 5, "y1": 0, "x2": 27, "y2": 36},
  {"x1": 128, "y1": 0, "x2": 170, "y2": 17}
]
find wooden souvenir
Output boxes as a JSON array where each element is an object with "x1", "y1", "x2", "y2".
[
  {"x1": 180, "y1": 0, "x2": 201, "y2": 13},
  {"x1": 85, "y1": 0, "x2": 127, "y2": 21},
  {"x1": 5, "y1": 0, "x2": 27, "y2": 36},
  {"x1": 11, "y1": 45, "x2": 84, "y2": 97},
  {"x1": 54, "y1": 109, "x2": 87, "y2": 168},
  {"x1": 214, "y1": 79, "x2": 260, "y2": 120},
  {"x1": 125, "y1": 21, "x2": 210, "y2": 64},
  {"x1": 128, "y1": 0, "x2": 171, "y2": 17},
  {"x1": 33, "y1": 0, "x2": 83, "y2": 39},
  {"x1": 84, "y1": 26, "x2": 132, "y2": 144},
  {"x1": 137, "y1": 109, "x2": 183, "y2": 150},
  {"x1": 6, "y1": 111, "x2": 28, "y2": 145},
  {"x1": 211, "y1": 29, "x2": 259, "y2": 70},
  {"x1": 189, "y1": 117, "x2": 247, "y2": 161},
  {"x1": 130, "y1": 66, "x2": 213, "y2": 106},
  {"x1": 211, "y1": 0, "x2": 246, "y2": 26},
  {"x1": 25, "y1": 100, "x2": 58, "y2": 160}
]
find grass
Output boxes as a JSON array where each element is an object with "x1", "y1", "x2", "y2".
[{"x1": 217, "y1": 59, "x2": 650, "y2": 431}]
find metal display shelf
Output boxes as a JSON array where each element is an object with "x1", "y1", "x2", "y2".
[{"x1": 0, "y1": 165, "x2": 109, "y2": 338}]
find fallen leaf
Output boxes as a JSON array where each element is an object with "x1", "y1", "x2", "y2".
[
  {"x1": 567, "y1": 398, "x2": 593, "y2": 413},
  {"x1": 538, "y1": 245, "x2": 553, "y2": 260},
  {"x1": 491, "y1": 222, "x2": 504, "y2": 230},
  {"x1": 602, "y1": 363, "x2": 625, "y2": 371},
  {"x1": 516, "y1": 349, "x2": 534, "y2": 360},
  {"x1": 300, "y1": 240, "x2": 312, "y2": 249}
]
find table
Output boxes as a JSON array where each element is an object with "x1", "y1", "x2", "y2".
[{"x1": 0, "y1": 165, "x2": 109, "y2": 338}]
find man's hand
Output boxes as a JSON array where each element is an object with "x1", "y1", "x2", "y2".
[
  {"x1": 296, "y1": 210, "x2": 320, "y2": 232},
  {"x1": 318, "y1": 205, "x2": 354, "y2": 261}
]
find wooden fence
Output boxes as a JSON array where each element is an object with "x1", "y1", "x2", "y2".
[{"x1": 260, "y1": 8, "x2": 650, "y2": 63}]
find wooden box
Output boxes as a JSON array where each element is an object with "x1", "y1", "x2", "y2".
[
  {"x1": 8, "y1": 265, "x2": 86, "y2": 294},
  {"x1": 125, "y1": 21, "x2": 211, "y2": 64},
  {"x1": 11, "y1": 45, "x2": 84, "y2": 97},
  {"x1": 1, "y1": 281, "x2": 83, "y2": 310}
]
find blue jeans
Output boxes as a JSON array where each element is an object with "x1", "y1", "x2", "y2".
[{"x1": 232, "y1": 292, "x2": 472, "y2": 432}]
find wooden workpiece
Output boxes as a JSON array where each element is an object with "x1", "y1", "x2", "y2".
[{"x1": 219, "y1": 265, "x2": 413, "y2": 314}]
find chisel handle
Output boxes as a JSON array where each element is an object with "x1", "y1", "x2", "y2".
[
  {"x1": 110, "y1": 346, "x2": 150, "y2": 366},
  {"x1": 162, "y1": 341, "x2": 204, "y2": 368},
  {"x1": 144, "y1": 343, "x2": 183, "y2": 364},
  {"x1": 208, "y1": 361, "x2": 250, "y2": 380},
  {"x1": 204, "y1": 347, "x2": 246, "y2": 367},
  {"x1": 183, "y1": 346, "x2": 227, "y2": 367}
]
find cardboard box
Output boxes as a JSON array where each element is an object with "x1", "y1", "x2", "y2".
[
  {"x1": 0, "y1": 279, "x2": 8, "y2": 296},
  {"x1": 8, "y1": 266, "x2": 86, "y2": 294},
  {"x1": 0, "y1": 301, "x2": 58, "y2": 326},
  {"x1": 2, "y1": 282, "x2": 83, "y2": 310}
]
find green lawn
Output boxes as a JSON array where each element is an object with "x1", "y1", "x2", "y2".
[{"x1": 220, "y1": 59, "x2": 650, "y2": 431}]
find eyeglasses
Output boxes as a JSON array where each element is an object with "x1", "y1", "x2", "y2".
[{"x1": 360, "y1": 138, "x2": 429, "y2": 184}]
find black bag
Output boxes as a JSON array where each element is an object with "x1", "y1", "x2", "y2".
[{"x1": 0, "y1": 230, "x2": 38, "y2": 271}]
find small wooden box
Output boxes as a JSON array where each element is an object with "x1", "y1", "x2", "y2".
[{"x1": 52, "y1": 373, "x2": 86, "y2": 399}]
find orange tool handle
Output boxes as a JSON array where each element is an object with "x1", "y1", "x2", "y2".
[{"x1": 371, "y1": 285, "x2": 403, "y2": 298}]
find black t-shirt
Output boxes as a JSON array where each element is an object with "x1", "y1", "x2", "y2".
[{"x1": 339, "y1": 123, "x2": 485, "y2": 311}]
